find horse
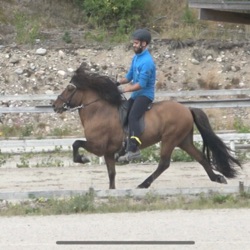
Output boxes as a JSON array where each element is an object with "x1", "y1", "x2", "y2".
[{"x1": 52, "y1": 65, "x2": 241, "y2": 189}]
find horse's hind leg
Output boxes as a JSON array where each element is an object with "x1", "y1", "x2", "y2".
[
  {"x1": 72, "y1": 140, "x2": 90, "y2": 164},
  {"x1": 137, "y1": 144, "x2": 173, "y2": 189},
  {"x1": 179, "y1": 137, "x2": 227, "y2": 184}
]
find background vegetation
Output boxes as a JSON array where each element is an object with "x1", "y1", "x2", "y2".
[{"x1": 0, "y1": 0, "x2": 247, "y2": 44}]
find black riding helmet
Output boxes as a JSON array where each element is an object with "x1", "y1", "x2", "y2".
[{"x1": 132, "y1": 29, "x2": 151, "y2": 45}]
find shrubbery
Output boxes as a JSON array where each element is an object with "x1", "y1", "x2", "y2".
[{"x1": 76, "y1": 0, "x2": 149, "y2": 34}]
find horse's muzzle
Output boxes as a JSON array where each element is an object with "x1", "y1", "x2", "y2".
[
  {"x1": 52, "y1": 101, "x2": 66, "y2": 114},
  {"x1": 53, "y1": 106, "x2": 66, "y2": 114}
]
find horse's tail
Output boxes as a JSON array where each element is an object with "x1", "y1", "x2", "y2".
[{"x1": 190, "y1": 108, "x2": 241, "y2": 178}]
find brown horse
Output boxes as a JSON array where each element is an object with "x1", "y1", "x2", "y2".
[{"x1": 52, "y1": 66, "x2": 241, "y2": 189}]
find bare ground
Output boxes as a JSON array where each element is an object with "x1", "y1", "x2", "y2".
[
  {"x1": 0, "y1": 159, "x2": 249, "y2": 250},
  {"x1": 0, "y1": 209, "x2": 249, "y2": 250},
  {"x1": 0, "y1": 161, "x2": 249, "y2": 193}
]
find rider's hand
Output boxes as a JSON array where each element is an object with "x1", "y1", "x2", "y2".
[{"x1": 118, "y1": 86, "x2": 124, "y2": 93}]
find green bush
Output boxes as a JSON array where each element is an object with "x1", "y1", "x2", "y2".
[
  {"x1": 182, "y1": 4, "x2": 196, "y2": 24},
  {"x1": 14, "y1": 13, "x2": 40, "y2": 44},
  {"x1": 62, "y1": 31, "x2": 72, "y2": 43},
  {"x1": 81, "y1": 0, "x2": 149, "y2": 34}
]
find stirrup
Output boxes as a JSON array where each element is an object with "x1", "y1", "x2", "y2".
[{"x1": 118, "y1": 150, "x2": 141, "y2": 163}]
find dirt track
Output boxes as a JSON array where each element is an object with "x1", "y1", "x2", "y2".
[{"x1": 0, "y1": 161, "x2": 249, "y2": 193}]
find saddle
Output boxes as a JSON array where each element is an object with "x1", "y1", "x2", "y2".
[{"x1": 118, "y1": 99, "x2": 153, "y2": 134}]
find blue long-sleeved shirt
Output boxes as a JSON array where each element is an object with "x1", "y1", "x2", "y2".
[{"x1": 125, "y1": 49, "x2": 156, "y2": 101}]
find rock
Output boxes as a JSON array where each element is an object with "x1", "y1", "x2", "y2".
[
  {"x1": 57, "y1": 70, "x2": 67, "y2": 78},
  {"x1": 206, "y1": 55, "x2": 213, "y2": 62},
  {"x1": 45, "y1": 90, "x2": 54, "y2": 95},
  {"x1": 9, "y1": 56, "x2": 19, "y2": 64},
  {"x1": 67, "y1": 68, "x2": 74, "y2": 73},
  {"x1": 35, "y1": 48, "x2": 47, "y2": 55},
  {"x1": 216, "y1": 57, "x2": 223, "y2": 62},
  {"x1": 30, "y1": 63, "x2": 36, "y2": 70},
  {"x1": 190, "y1": 58, "x2": 200, "y2": 65},
  {"x1": 231, "y1": 65, "x2": 240, "y2": 72},
  {"x1": 58, "y1": 50, "x2": 65, "y2": 59},
  {"x1": 14, "y1": 68, "x2": 23, "y2": 75}
]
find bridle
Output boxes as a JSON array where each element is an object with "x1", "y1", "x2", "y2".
[{"x1": 58, "y1": 86, "x2": 100, "y2": 112}]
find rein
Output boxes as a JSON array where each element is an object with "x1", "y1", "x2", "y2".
[
  {"x1": 67, "y1": 98, "x2": 100, "y2": 112},
  {"x1": 58, "y1": 87, "x2": 100, "y2": 112}
]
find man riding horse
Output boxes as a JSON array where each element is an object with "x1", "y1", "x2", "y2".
[{"x1": 117, "y1": 29, "x2": 156, "y2": 162}]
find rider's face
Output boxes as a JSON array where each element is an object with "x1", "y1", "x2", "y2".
[{"x1": 133, "y1": 40, "x2": 146, "y2": 54}]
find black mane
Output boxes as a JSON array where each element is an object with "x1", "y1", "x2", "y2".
[{"x1": 70, "y1": 65, "x2": 122, "y2": 107}]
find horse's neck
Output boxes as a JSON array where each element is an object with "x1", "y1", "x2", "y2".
[
  {"x1": 78, "y1": 98, "x2": 117, "y2": 125},
  {"x1": 80, "y1": 90, "x2": 98, "y2": 104}
]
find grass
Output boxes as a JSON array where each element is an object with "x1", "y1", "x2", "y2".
[
  {"x1": 0, "y1": 151, "x2": 8, "y2": 167},
  {"x1": 0, "y1": 190, "x2": 249, "y2": 216},
  {"x1": 14, "y1": 12, "x2": 41, "y2": 45},
  {"x1": 233, "y1": 117, "x2": 250, "y2": 133}
]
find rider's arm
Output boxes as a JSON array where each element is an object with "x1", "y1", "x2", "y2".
[
  {"x1": 118, "y1": 77, "x2": 130, "y2": 85},
  {"x1": 122, "y1": 83, "x2": 141, "y2": 93}
]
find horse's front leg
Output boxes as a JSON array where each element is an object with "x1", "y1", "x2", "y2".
[
  {"x1": 104, "y1": 153, "x2": 116, "y2": 189},
  {"x1": 72, "y1": 140, "x2": 90, "y2": 164}
]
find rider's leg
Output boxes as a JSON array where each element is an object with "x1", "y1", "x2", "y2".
[{"x1": 119, "y1": 96, "x2": 151, "y2": 162}]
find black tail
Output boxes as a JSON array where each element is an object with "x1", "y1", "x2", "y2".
[{"x1": 190, "y1": 108, "x2": 241, "y2": 178}]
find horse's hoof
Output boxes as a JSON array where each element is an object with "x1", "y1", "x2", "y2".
[
  {"x1": 81, "y1": 156, "x2": 90, "y2": 164},
  {"x1": 216, "y1": 175, "x2": 227, "y2": 184},
  {"x1": 74, "y1": 155, "x2": 90, "y2": 164},
  {"x1": 137, "y1": 183, "x2": 149, "y2": 189}
]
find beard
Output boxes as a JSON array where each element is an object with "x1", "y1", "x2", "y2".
[{"x1": 134, "y1": 46, "x2": 143, "y2": 54}]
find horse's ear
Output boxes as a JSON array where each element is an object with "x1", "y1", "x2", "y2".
[{"x1": 69, "y1": 71, "x2": 77, "y2": 86}]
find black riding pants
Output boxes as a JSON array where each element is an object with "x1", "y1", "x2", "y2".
[{"x1": 127, "y1": 96, "x2": 152, "y2": 139}]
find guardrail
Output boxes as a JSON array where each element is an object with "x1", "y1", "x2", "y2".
[
  {"x1": 1, "y1": 89, "x2": 250, "y2": 113},
  {"x1": 189, "y1": 0, "x2": 250, "y2": 10},
  {"x1": 1, "y1": 133, "x2": 249, "y2": 154}
]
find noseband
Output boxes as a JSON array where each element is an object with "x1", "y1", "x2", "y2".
[
  {"x1": 58, "y1": 86, "x2": 99, "y2": 112},
  {"x1": 58, "y1": 87, "x2": 77, "y2": 111}
]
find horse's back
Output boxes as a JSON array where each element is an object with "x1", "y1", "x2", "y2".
[
  {"x1": 150, "y1": 100, "x2": 192, "y2": 121},
  {"x1": 142, "y1": 100, "x2": 193, "y2": 145}
]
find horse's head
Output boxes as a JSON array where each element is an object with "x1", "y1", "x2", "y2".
[{"x1": 52, "y1": 84, "x2": 77, "y2": 113}]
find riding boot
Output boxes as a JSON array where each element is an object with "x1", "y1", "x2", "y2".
[{"x1": 118, "y1": 136, "x2": 141, "y2": 162}]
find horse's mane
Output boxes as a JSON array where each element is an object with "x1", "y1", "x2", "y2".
[{"x1": 70, "y1": 65, "x2": 122, "y2": 107}]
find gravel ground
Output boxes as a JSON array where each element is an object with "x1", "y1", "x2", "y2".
[
  {"x1": 0, "y1": 209, "x2": 249, "y2": 250},
  {"x1": 0, "y1": 162, "x2": 249, "y2": 249}
]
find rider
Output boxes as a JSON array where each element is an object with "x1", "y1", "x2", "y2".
[{"x1": 117, "y1": 28, "x2": 156, "y2": 162}]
